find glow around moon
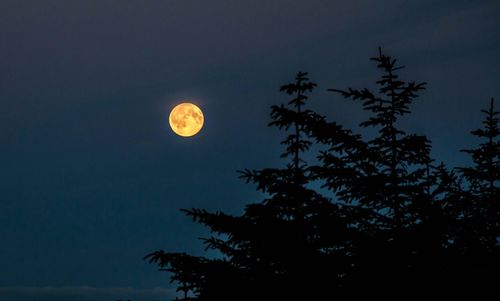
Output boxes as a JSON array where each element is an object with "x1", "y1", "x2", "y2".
[{"x1": 169, "y1": 102, "x2": 204, "y2": 137}]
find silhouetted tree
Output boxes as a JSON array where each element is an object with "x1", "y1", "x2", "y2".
[
  {"x1": 147, "y1": 72, "x2": 357, "y2": 300},
  {"x1": 459, "y1": 98, "x2": 500, "y2": 249},
  {"x1": 327, "y1": 48, "x2": 429, "y2": 229},
  {"x1": 447, "y1": 98, "x2": 500, "y2": 288},
  {"x1": 310, "y1": 48, "x2": 453, "y2": 291},
  {"x1": 146, "y1": 50, "x2": 500, "y2": 298}
]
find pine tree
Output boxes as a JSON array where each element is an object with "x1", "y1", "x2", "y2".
[
  {"x1": 456, "y1": 99, "x2": 500, "y2": 261},
  {"x1": 145, "y1": 51, "x2": 500, "y2": 297},
  {"x1": 459, "y1": 98, "x2": 500, "y2": 248},
  {"x1": 146, "y1": 72, "x2": 356, "y2": 300},
  {"x1": 318, "y1": 48, "x2": 450, "y2": 289},
  {"x1": 327, "y1": 48, "x2": 429, "y2": 228}
]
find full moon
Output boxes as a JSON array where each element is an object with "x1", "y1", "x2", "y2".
[{"x1": 169, "y1": 102, "x2": 204, "y2": 137}]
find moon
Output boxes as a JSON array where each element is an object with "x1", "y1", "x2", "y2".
[{"x1": 169, "y1": 102, "x2": 204, "y2": 137}]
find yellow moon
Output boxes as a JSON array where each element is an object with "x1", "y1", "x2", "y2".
[{"x1": 169, "y1": 102, "x2": 204, "y2": 137}]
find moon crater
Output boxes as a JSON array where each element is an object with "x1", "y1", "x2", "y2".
[{"x1": 169, "y1": 103, "x2": 204, "y2": 137}]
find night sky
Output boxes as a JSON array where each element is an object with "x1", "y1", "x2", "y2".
[{"x1": 1, "y1": 1, "x2": 499, "y2": 300}]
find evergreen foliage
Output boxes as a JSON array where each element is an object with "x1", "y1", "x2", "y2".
[{"x1": 146, "y1": 50, "x2": 500, "y2": 299}]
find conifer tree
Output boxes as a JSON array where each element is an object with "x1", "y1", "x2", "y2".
[
  {"x1": 316, "y1": 48, "x2": 450, "y2": 289},
  {"x1": 146, "y1": 72, "x2": 356, "y2": 300},
  {"x1": 327, "y1": 48, "x2": 430, "y2": 229},
  {"x1": 458, "y1": 98, "x2": 500, "y2": 253},
  {"x1": 145, "y1": 50, "x2": 500, "y2": 297},
  {"x1": 438, "y1": 98, "x2": 500, "y2": 289}
]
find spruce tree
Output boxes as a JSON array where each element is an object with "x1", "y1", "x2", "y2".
[
  {"x1": 318, "y1": 48, "x2": 450, "y2": 289},
  {"x1": 453, "y1": 98, "x2": 500, "y2": 287},
  {"x1": 459, "y1": 98, "x2": 500, "y2": 250},
  {"x1": 146, "y1": 72, "x2": 356, "y2": 300},
  {"x1": 145, "y1": 50, "x2": 500, "y2": 297},
  {"x1": 327, "y1": 48, "x2": 429, "y2": 229}
]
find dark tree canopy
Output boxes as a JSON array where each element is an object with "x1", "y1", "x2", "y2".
[
  {"x1": 146, "y1": 50, "x2": 500, "y2": 299},
  {"x1": 459, "y1": 99, "x2": 500, "y2": 250},
  {"x1": 452, "y1": 98, "x2": 500, "y2": 286}
]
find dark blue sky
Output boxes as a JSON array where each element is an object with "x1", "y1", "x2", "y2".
[{"x1": 0, "y1": 0, "x2": 499, "y2": 300}]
